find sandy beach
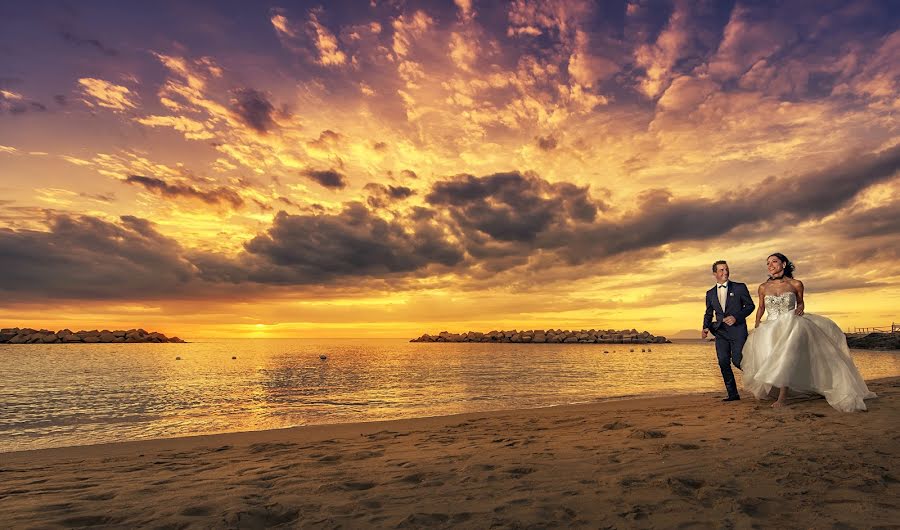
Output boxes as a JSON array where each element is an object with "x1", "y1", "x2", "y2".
[{"x1": 2, "y1": 378, "x2": 898, "y2": 529}]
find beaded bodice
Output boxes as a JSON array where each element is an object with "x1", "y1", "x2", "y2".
[{"x1": 765, "y1": 292, "x2": 797, "y2": 320}]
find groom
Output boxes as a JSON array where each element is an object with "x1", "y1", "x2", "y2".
[{"x1": 702, "y1": 260, "x2": 755, "y2": 401}]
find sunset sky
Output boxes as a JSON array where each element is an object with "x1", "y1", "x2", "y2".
[{"x1": 1, "y1": 0, "x2": 898, "y2": 339}]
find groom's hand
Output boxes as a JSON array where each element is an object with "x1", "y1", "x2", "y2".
[{"x1": 723, "y1": 315, "x2": 736, "y2": 326}]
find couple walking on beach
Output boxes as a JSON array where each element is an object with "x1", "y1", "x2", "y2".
[{"x1": 702, "y1": 253, "x2": 875, "y2": 412}]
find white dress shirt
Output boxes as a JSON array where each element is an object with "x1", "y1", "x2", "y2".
[{"x1": 716, "y1": 282, "x2": 728, "y2": 314}]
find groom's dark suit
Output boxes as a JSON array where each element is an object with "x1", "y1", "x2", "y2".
[{"x1": 703, "y1": 281, "x2": 755, "y2": 399}]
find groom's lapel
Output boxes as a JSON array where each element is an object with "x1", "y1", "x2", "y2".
[{"x1": 713, "y1": 286, "x2": 724, "y2": 313}]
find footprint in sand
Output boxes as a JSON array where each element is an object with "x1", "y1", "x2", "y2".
[
  {"x1": 629, "y1": 429, "x2": 667, "y2": 439},
  {"x1": 58, "y1": 515, "x2": 118, "y2": 527},
  {"x1": 180, "y1": 505, "x2": 213, "y2": 517},
  {"x1": 318, "y1": 481, "x2": 377, "y2": 492},
  {"x1": 348, "y1": 450, "x2": 384, "y2": 460},
  {"x1": 225, "y1": 505, "x2": 299, "y2": 527},
  {"x1": 665, "y1": 443, "x2": 701, "y2": 450},
  {"x1": 504, "y1": 466, "x2": 536, "y2": 478},
  {"x1": 667, "y1": 476, "x2": 705, "y2": 496},
  {"x1": 397, "y1": 513, "x2": 451, "y2": 527}
]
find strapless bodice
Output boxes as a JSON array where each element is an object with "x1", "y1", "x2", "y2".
[{"x1": 765, "y1": 292, "x2": 797, "y2": 320}]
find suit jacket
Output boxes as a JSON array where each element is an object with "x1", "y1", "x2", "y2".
[{"x1": 703, "y1": 281, "x2": 755, "y2": 337}]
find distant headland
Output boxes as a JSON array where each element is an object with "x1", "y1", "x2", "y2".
[
  {"x1": 0, "y1": 327, "x2": 185, "y2": 344},
  {"x1": 411, "y1": 328, "x2": 669, "y2": 344}
]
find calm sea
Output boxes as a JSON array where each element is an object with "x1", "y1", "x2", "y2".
[{"x1": 1, "y1": 338, "x2": 897, "y2": 453}]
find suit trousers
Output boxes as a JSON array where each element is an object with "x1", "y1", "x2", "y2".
[{"x1": 714, "y1": 328, "x2": 746, "y2": 398}]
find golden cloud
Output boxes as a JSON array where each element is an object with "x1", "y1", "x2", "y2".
[
  {"x1": 136, "y1": 115, "x2": 215, "y2": 140},
  {"x1": 77, "y1": 78, "x2": 138, "y2": 111}
]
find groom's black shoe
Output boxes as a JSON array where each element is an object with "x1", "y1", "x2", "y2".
[{"x1": 722, "y1": 396, "x2": 741, "y2": 402}]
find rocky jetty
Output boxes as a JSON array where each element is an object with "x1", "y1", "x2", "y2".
[
  {"x1": 845, "y1": 332, "x2": 900, "y2": 351},
  {"x1": 0, "y1": 327, "x2": 185, "y2": 344},
  {"x1": 411, "y1": 328, "x2": 669, "y2": 344}
]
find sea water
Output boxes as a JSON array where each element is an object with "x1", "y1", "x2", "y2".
[{"x1": 1, "y1": 338, "x2": 897, "y2": 452}]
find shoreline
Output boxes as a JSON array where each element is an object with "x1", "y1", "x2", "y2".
[
  {"x1": 1, "y1": 388, "x2": 703, "y2": 458},
  {"x1": 3, "y1": 375, "x2": 897, "y2": 458},
  {"x1": 2, "y1": 378, "x2": 897, "y2": 527}
]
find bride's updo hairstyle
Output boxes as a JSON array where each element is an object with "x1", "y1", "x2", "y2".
[{"x1": 768, "y1": 252, "x2": 795, "y2": 278}]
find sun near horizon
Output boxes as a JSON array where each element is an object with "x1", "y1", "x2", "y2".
[{"x1": 1, "y1": 1, "x2": 898, "y2": 340}]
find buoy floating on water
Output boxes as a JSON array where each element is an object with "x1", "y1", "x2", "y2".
[
  {"x1": 319, "y1": 355, "x2": 327, "y2": 360},
  {"x1": 232, "y1": 356, "x2": 237, "y2": 360},
  {"x1": 175, "y1": 356, "x2": 181, "y2": 360}
]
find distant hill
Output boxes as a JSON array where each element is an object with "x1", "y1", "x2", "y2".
[{"x1": 668, "y1": 329, "x2": 702, "y2": 339}]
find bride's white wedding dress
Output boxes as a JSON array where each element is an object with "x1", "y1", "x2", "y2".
[{"x1": 742, "y1": 292, "x2": 876, "y2": 412}]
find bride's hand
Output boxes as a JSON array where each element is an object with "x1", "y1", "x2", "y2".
[
  {"x1": 795, "y1": 303, "x2": 804, "y2": 316},
  {"x1": 754, "y1": 320, "x2": 760, "y2": 328}
]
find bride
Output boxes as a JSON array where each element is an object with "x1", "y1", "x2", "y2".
[{"x1": 741, "y1": 253, "x2": 876, "y2": 412}]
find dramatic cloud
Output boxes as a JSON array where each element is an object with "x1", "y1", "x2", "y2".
[
  {"x1": 426, "y1": 172, "x2": 601, "y2": 244},
  {"x1": 0, "y1": 215, "x2": 195, "y2": 300},
  {"x1": 135, "y1": 115, "x2": 214, "y2": 140},
  {"x1": 125, "y1": 175, "x2": 244, "y2": 208},
  {"x1": 537, "y1": 135, "x2": 557, "y2": 151},
  {"x1": 392, "y1": 10, "x2": 434, "y2": 58},
  {"x1": 2, "y1": 1, "x2": 898, "y2": 334},
  {"x1": 230, "y1": 88, "x2": 275, "y2": 133},
  {"x1": 77, "y1": 78, "x2": 137, "y2": 111},
  {"x1": 308, "y1": 10, "x2": 347, "y2": 66},
  {"x1": 302, "y1": 168, "x2": 347, "y2": 190},
  {"x1": 566, "y1": 145, "x2": 900, "y2": 260},
  {"x1": 235, "y1": 204, "x2": 464, "y2": 283},
  {"x1": 364, "y1": 182, "x2": 415, "y2": 208}
]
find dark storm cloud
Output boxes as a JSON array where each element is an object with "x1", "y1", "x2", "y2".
[
  {"x1": 537, "y1": 135, "x2": 557, "y2": 151},
  {"x1": 416, "y1": 147, "x2": 898, "y2": 267},
  {"x1": 426, "y1": 171, "x2": 602, "y2": 243},
  {"x1": 125, "y1": 175, "x2": 244, "y2": 208},
  {"x1": 231, "y1": 88, "x2": 275, "y2": 133},
  {"x1": 59, "y1": 30, "x2": 118, "y2": 56},
  {"x1": 560, "y1": 145, "x2": 900, "y2": 261},
  {"x1": 364, "y1": 182, "x2": 415, "y2": 208},
  {"x1": 302, "y1": 168, "x2": 347, "y2": 189},
  {"x1": 0, "y1": 214, "x2": 195, "y2": 300},
  {"x1": 228, "y1": 203, "x2": 463, "y2": 284},
  {"x1": 830, "y1": 201, "x2": 900, "y2": 239},
  {"x1": 3, "y1": 147, "x2": 896, "y2": 300}
]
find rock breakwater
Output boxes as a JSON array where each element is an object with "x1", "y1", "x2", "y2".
[
  {"x1": 411, "y1": 328, "x2": 669, "y2": 344},
  {"x1": 845, "y1": 332, "x2": 900, "y2": 350},
  {"x1": 0, "y1": 327, "x2": 185, "y2": 344}
]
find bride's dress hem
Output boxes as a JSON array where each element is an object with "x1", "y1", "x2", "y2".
[{"x1": 741, "y1": 293, "x2": 876, "y2": 413}]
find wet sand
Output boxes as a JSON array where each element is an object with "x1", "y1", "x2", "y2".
[{"x1": 1, "y1": 378, "x2": 897, "y2": 528}]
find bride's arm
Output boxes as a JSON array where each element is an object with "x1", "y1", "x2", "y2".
[
  {"x1": 754, "y1": 284, "x2": 766, "y2": 328},
  {"x1": 793, "y1": 280, "x2": 805, "y2": 315}
]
